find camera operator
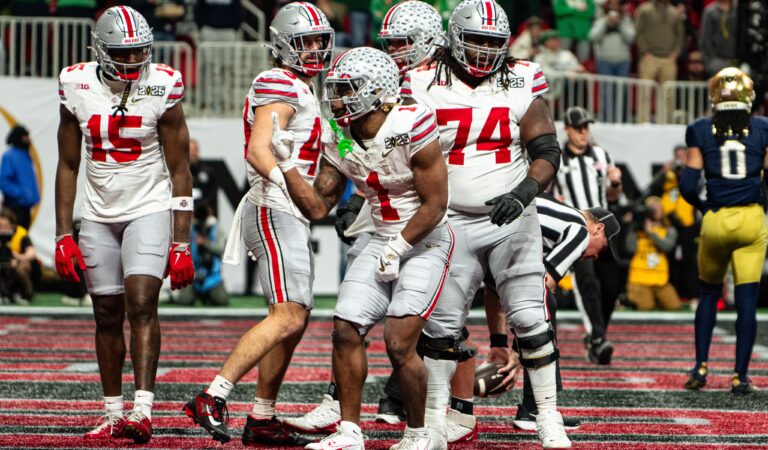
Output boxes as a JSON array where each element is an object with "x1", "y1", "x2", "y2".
[
  {"x1": 625, "y1": 196, "x2": 682, "y2": 311},
  {"x1": 174, "y1": 201, "x2": 228, "y2": 306},
  {"x1": 648, "y1": 144, "x2": 701, "y2": 302},
  {"x1": 0, "y1": 208, "x2": 39, "y2": 304}
]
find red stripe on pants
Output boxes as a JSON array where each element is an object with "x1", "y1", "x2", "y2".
[{"x1": 259, "y1": 207, "x2": 285, "y2": 303}]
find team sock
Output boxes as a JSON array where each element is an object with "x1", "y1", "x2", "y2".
[
  {"x1": 694, "y1": 282, "x2": 723, "y2": 366},
  {"x1": 734, "y1": 282, "x2": 759, "y2": 378},
  {"x1": 104, "y1": 395, "x2": 124, "y2": 417},
  {"x1": 133, "y1": 390, "x2": 154, "y2": 420},
  {"x1": 207, "y1": 375, "x2": 234, "y2": 400},
  {"x1": 251, "y1": 397, "x2": 276, "y2": 420},
  {"x1": 450, "y1": 397, "x2": 473, "y2": 415}
]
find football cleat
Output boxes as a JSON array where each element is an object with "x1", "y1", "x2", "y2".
[
  {"x1": 535, "y1": 410, "x2": 572, "y2": 449},
  {"x1": 445, "y1": 408, "x2": 477, "y2": 443},
  {"x1": 84, "y1": 413, "x2": 125, "y2": 439},
  {"x1": 513, "y1": 404, "x2": 581, "y2": 431},
  {"x1": 389, "y1": 428, "x2": 432, "y2": 450},
  {"x1": 305, "y1": 421, "x2": 365, "y2": 450},
  {"x1": 284, "y1": 394, "x2": 341, "y2": 433},
  {"x1": 375, "y1": 396, "x2": 406, "y2": 424},
  {"x1": 242, "y1": 415, "x2": 311, "y2": 446},
  {"x1": 124, "y1": 409, "x2": 152, "y2": 444},
  {"x1": 683, "y1": 364, "x2": 708, "y2": 391},
  {"x1": 183, "y1": 391, "x2": 230, "y2": 443},
  {"x1": 731, "y1": 374, "x2": 757, "y2": 395}
]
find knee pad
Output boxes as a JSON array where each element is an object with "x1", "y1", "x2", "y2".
[
  {"x1": 418, "y1": 333, "x2": 477, "y2": 362},
  {"x1": 513, "y1": 323, "x2": 559, "y2": 368}
]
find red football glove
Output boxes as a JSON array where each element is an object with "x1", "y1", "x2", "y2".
[
  {"x1": 55, "y1": 234, "x2": 86, "y2": 283},
  {"x1": 167, "y1": 242, "x2": 194, "y2": 290}
]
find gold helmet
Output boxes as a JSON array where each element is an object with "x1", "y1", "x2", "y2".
[{"x1": 709, "y1": 67, "x2": 755, "y2": 112}]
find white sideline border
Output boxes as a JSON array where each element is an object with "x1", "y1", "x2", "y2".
[{"x1": 1, "y1": 306, "x2": 767, "y2": 322}]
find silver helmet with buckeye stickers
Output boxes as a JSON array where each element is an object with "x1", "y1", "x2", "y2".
[
  {"x1": 378, "y1": 0, "x2": 444, "y2": 74},
  {"x1": 323, "y1": 47, "x2": 400, "y2": 122}
]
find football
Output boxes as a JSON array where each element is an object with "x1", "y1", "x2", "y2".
[{"x1": 473, "y1": 361, "x2": 509, "y2": 398}]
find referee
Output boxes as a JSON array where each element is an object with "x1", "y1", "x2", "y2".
[{"x1": 549, "y1": 106, "x2": 624, "y2": 365}]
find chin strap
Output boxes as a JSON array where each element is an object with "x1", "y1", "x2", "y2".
[{"x1": 111, "y1": 81, "x2": 133, "y2": 118}]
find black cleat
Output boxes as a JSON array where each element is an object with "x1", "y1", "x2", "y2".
[
  {"x1": 731, "y1": 374, "x2": 757, "y2": 395},
  {"x1": 684, "y1": 364, "x2": 708, "y2": 391},
  {"x1": 242, "y1": 415, "x2": 312, "y2": 447},
  {"x1": 512, "y1": 403, "x2": 581, "y2": 431},
  {"x1": 374, "y1": 396, "x2": 406, "y2": 424},
  {"x1": 183, "y1": 391, "x2": 230, "y2": 443},
  {"x1": 586, "y1": 338, "x2": 614, "y2": 365}
]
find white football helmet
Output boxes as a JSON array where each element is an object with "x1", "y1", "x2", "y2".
[
  {"x1": 270, "y1": 2, "x2": 335, "y2": 77},
  {"x1": 449, "y1": 0, "x2": 511, "y2": 77},
  {"x1": 92, "y1": 6, "x2": 153, "y2": 81},
  {"x1": 323, "y1": 47, "x2": 400, "y2": 122},
  {"x1": 378, "y1": 0, "x2": 444, "y2": 74}
]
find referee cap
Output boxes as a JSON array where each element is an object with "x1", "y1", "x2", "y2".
[
  {"x1": 587, "y1": 207, "x2": 620, "y2": 262},
  {"x1": 564, "y1": 106, "x2": 595, "y2": 127}
]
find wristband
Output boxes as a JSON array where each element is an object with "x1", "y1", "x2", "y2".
[
  {"x1": 490, "y1": 333, "x2": 508, "y2": 348},
  {"x1": 511, "y1": 176, "x2": 540, "y2": 207},
  {"x1": 171, "y1": 196, "x2": 194, "y2": 211},
  {"x1": 277, "y1": 158, "x2": 296, "y2": 172},
  {"x1": 172, "y1": 242, "x2": 190, "y2": 251},
  {"x1": 55, "y1": 234, "x2": 72, "y2": 243},
  {"x1": 389, "y1": 233, "x2": 413, "y2": 256}
]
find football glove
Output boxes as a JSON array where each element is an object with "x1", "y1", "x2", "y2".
[
  {"x1": 335, "y1": 194, "x2": 365, "y2": 245},
  {"x1": 55, "y1": 234, "x2": 85, "y2": 283},
  {"x1": 376, "y1": 233, "x2": 412, "y2": 283},
  {"x1": 484, "y1": 177, "x2": 539, "y2": 226},
  {"x1": 167, "y1": 242, "x2": 194, "y2": 290},
  {"x1": 271, "y1": 112, "x2": 295, "y2": 171}
]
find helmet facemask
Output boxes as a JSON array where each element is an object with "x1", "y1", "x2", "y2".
[
  {"x1": 451, "y1": 28, "x2": 508, "y2": 77},
  {"x1": 323, "y1": 76, "x2": 385, "y2": 122},
  {"x1": 94, "y1": 40, "x2": 152, "y2": 81},
  {"x1": 273, "y1": 30, "x2": 335, "y2": 77}
]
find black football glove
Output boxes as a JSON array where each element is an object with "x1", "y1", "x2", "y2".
[
  {"x1": 334, "y1": 194, "x2": 365, "y2": 245},
  {"x1": 484, "y1": 177, "x2": 540, "y2": 226}
]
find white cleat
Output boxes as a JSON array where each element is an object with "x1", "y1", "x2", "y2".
[
  {"x1": 285, "y1": 394, "x2": 341, "y2": 433},
  {"x1": 388, "y1": 428, "x2": 433, "y2": 450},
  {"x1": 305, "y1": 421, "x2": 365, "y2": 450},
  {"x1": 445, "y1": 408, "x2": 477, "y2": 443},
  {"x1": 536, "y1": 410, "x2": 572, "y2": 449}
]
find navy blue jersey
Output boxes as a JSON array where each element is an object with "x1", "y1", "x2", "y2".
[{"x1": 685, "y1": 116, "x2": 768, "y2": 208}]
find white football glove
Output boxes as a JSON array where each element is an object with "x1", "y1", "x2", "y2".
[
  {"x1": 271, "y1": 112, "x2": 295, "y2": 171},
  {"x1": 376, "y1": 233, "x2": 413, "y2": 283}
]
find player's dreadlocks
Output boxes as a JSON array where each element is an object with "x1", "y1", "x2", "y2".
[
  {"x1": 428, "y1": 49, "x2": 519, "y2": 91},
  {"x1": 711, "y1": 110, "x2": 752, "y2": 145}
]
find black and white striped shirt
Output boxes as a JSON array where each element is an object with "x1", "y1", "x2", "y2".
[
  {"x1": 550, "y1": 144, "x2": 614, "y2": 209},
  {"x1": 536, "y1": 195, "x2": 590, "y2": 282}
]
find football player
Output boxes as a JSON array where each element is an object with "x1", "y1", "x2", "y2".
[
  {"x1": 401, "y1": 0, "x2": 570, "y2": 447},
  {"x1": 285, "y1": 0, "x2": 447, "y2": 435},
  {"x1": 680, "y1": 67, "x2": 768, "y2": 395},
  {"x1": 182, "y1": 2, "x2": 335, "y2": 445},
  {"x1": 276, "y1": 47, "x2": 450, "y2": 450},
  {"x1": 55, "y1": 6, "x2": 193, "y2": 444},
  {"x1": 445, "y1": 195, "x2": 621, "y2": 441}
]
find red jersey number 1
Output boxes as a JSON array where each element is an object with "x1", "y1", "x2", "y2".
[{"x1": 366, "y1": 172, "x2": 400, "y2": 221}]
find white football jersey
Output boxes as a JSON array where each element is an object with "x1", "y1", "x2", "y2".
[
  {"x1": 401, "y1": 60, "x2": 549, "y2": 214},
  {"x1": 243, "y1": 68, "x2": 323, "y2": 223},
  {"x1": 58, "y1": 61, "x2": 184, "y2": 222},
  {"x1": 323, "y1": 104, "x2": 444, "y2": 237}
]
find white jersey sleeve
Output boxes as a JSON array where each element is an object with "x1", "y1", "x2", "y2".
[
  {"x1": 243, "y1": 68, "x2": 323, "y2": 223},
  {"x1": 164, "y1": 67, "x2": 184, "y2": 109},
  {"x1": 58, "y1": 62, "x2": 181, "y2": 222}
]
